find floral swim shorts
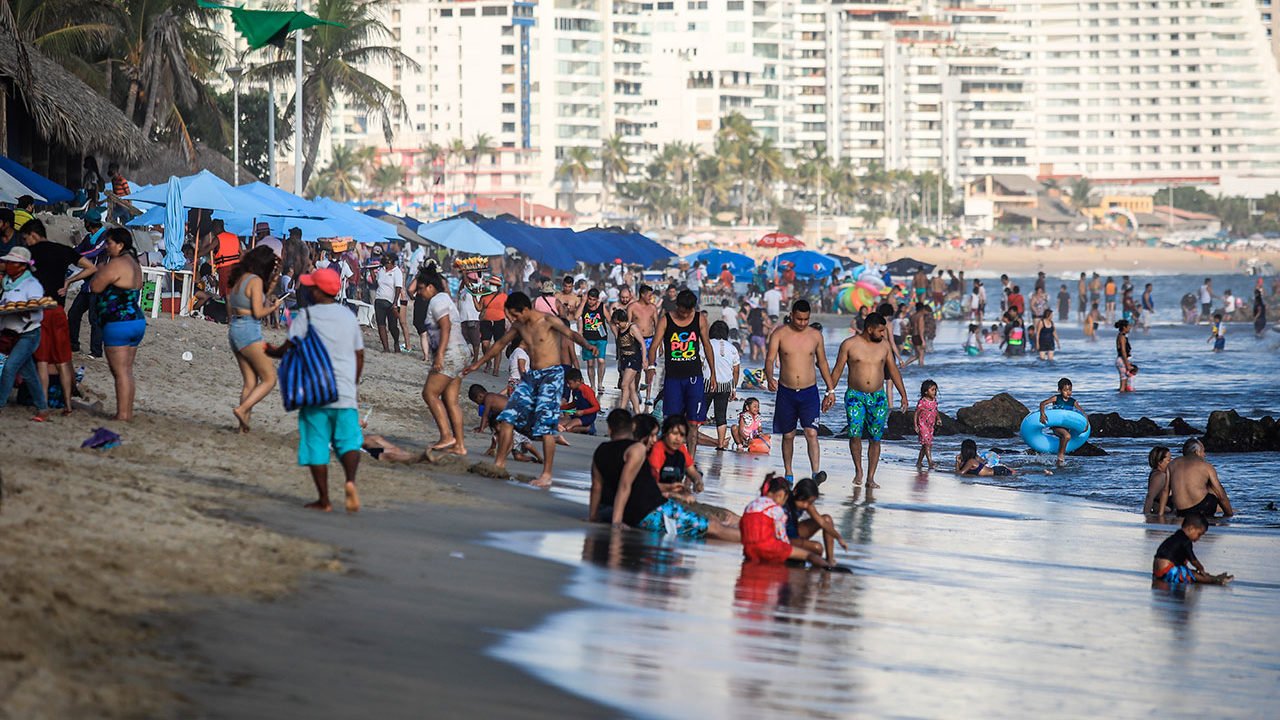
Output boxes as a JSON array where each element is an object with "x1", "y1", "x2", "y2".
[
  {"x1": 845, "y1": 387, "x2": 889, "y2": 441},
  {"x1": 496, "y1": 365, "x2": 565, "y2": 439}
]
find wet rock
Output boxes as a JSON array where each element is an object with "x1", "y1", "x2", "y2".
[
  {"x1": 816, "y1": 423, "x2": 836, "y2": 438},
  {"x1": 1202, "y1": 410, "x2": 1280, "y2": 452},
  {"x1": 883, "y1": 410, "x2": 965, "y2": 441},
  {"x1": 954, "y1": 392, "x2": 1029, "y2": 438},
  {"x1": 1169, "y1": 417, "x2": 1203, "y2": 436},
  {"x1": 1087, "y1": 412, "x2": 1170, "y2": 438},
  {"x1": 1068, "y1": 442, "x2": 1108, "y2": 457}
]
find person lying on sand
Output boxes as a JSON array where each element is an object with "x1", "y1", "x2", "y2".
[{"x1": 1152, "y1": 513, "x2": 1232, "y2": 585}]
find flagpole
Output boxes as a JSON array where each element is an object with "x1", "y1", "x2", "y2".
[{"x1": 294, "y1": 0, "x2": 304, "y2": 195}]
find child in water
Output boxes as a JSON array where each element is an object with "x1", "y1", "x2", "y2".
[
  {"x1": 741, "y1": 475, "x2": 833, "y2": 567},
  {"x1": 1208, "y1": 313, "x2": 1226, "y2": 352},
  {"x1": 914, "y1": 379, "x2": 940, "y2": 470},
  {"x1": 1152, "y1": 513, "x2": 1232, "y2": 585},
  {"x1": 1037, "y1": 377, "x2": 1088, "y2": 466},
  {"x1": 955, "y1": 439, "x2": 1016, "y2": 476},
  {"x1": 786, "y1": 477, "x2": 848, "y2": 564},
  {"x1": 964, "y1": 323, "x2": 984, "y2": 355},
  {"x1": 1142, "y1": 445, "x2": 1173, "y2": 517}
]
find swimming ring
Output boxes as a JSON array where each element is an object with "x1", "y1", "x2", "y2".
[{"x1": 1019, "y1": 409, "x2": 1091, "y2": 454}]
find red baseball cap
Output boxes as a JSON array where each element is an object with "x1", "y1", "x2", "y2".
[{"x1": 299, "y1": 267, "x2": 341, "y2": 296}]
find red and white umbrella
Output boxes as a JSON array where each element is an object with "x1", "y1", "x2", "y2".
[{"x1": 755, "y1": 232, "x2": 805, "y2": 249}]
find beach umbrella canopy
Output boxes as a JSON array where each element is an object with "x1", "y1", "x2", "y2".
[
  {"x1": 756, "y1": 232, "x2": 805, "y2": 249},
  {"x1": 309, "y1": 197, "x2": 401, "y2": 242},
  {"x1": 479, "y1": 218, "x2": 577, "y2": 270},
  {"x1": 883, "y1": 256, "x2": 937, "y2": 276},
  {"x1": 417, "y1": 217, "x2": 505, "y2": 255},
  {"x1": 0, "y1": 156, "x2": 72, "y2": 204},
  {"x1": 0, "y1": 167, "x2": 45, "y2": 204},
  {"x1": 130, "y1": 170, "x2": 275, "y2": 214},
  {"x1": 162, "y1": 177, "x2": 185, "y2": 271},
  {"x1": 773, "y1": 250, "x2": 837, "y2": 278},
  {"x1": 684, "y1": 248, "x2": 755, "y2": 275}
]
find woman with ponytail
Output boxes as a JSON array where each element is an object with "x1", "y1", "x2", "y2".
[{"x1": 89, "y1": 228, "x2": 145, "y2": 420}]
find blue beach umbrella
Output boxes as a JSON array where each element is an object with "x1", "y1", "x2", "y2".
[
  {"x1": 772, "y1": 250, "x2": 837, "y2": 278},
  {"x1": 684, "y1": 248, "x2": 754, "y2": 275},
  {"x1": 418, "y1": 217, "x2": 505, "y2": 255},
  {"x1": 162, "y1": 176, "x2": 185, "y2": 271}
]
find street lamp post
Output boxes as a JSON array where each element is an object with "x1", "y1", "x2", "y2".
[
  {"x1": 294, "y1": 0, "x2": 304, "y2": 195},
  {"x1": 227, "y1": 64, "x2": 244, "y2": 185}
]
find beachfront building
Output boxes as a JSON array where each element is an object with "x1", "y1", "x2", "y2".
[{"x1": 1011, "y1": 0, "x2": 1280, "y2": 190}]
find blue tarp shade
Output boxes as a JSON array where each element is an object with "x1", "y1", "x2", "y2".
[
  {"x1": 309, "y1": 197, "x2": 400, "y2": 242},
  {"x1": 573, "y1": 228, "x2": 674, "y2": 267},
  {"x1": 0, "y1": 156, "x2": 73, "y2": 204},
  {"x1": 416, "y1": 217, "x2": 504, "y2": 255},
  {"x1": 479, "y1": 219, "x2": 578, "y2": 270}
]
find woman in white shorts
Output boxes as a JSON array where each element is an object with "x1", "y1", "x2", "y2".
[{"x1": 417, "y1": 265, "x2": 471, "y2": 454}]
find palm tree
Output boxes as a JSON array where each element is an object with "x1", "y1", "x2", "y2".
[
  {"x1": 251, "y1": 0, "x2": 418, "y2": 191},
  {"x1": 307, "y1": 144, "x2": 364, "y2": 200},
  {"x1": 556, "y1": 146, "x2": 594, "y2": 214},
  {"x1": 369, "y1": 164, "x2": 405, "y2": 200},
  {"x1": 11, "y1": 0, "x2": 122, "y2": 88},
  {"x1": 468, "y1": 132, "x2": 494, "y2": 201},
  {"x1": 1069, "y1": 177, "x2": 1095, "y2": 208},
  {"x1": 447, "y1": 137, "x2": 468, "y2": 204},
  {"x1": 418, "y1": 141, "x2": 445, "y2": 194},
  {"x1": 599, "y1": 134, "x2": 630, "y2": 217}
]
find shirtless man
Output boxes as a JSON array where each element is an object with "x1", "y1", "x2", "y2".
[
  {"x1": 929, "y1": 271, "x2": 947, "y2": 308},
  {"x1": 463, "y1": 291, "x2": 599, "y2": 486},
  {"x1": 628, "y1": 284, "x2": 660, "y2": 407},
  {"x1": 764, "y1": 299, "x2": 836, "y2": 483},
  {"x1": 911, "y1": 268, "x2": 928, "y2": 304},
  {"x1": 555, "y1": 275, "x2": 583, "y2": 369},
  {"x1": 1166, "y1": 438, "x2": 1235, "y2": 520},
  {"x1": 830, "y1": 312, "x2": 908, "y2": 488},
  {"x1": 908, "y1": 302, "x2": 929, "y2": 367}
]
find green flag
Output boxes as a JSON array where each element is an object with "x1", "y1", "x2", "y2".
[{"x1": 199, "y1": 2, "x2": 344, "y2": 49}]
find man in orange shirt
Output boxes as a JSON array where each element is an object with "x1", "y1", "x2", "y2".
[
  {"x1": 478, "y1": 283, "x2": 508, "y2": 375},
  {"x1": 718, "y1": 263, "x2": 734, "y2": 291},
  {"x1": 207, "y1": 219, "x2": 242, "y2": 297}
]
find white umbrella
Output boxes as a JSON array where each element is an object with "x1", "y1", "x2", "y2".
[{"x1": 0, "y1": 167, "x2": 45, "y2": 204}]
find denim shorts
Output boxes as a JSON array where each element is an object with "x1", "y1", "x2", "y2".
[{"x1": 228, "y1": 315, "x2": 264, "y2": 352}]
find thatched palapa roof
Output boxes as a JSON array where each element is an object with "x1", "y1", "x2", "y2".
[
  {"x1": 131, "y1": 141, "x2": 260, "y2": 186},
  {"x1": 0, "y1": 41, "x2": 151, "y2": 162}
]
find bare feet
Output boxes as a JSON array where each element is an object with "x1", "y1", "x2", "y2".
[
  {"x1": 853, "y1": 473, "x2": 864, "y2": 487},
  {"x1": 431, "y1": 438, "x2": 457, "y2": 451},
  {"x1": 233, "y1": 406, "x2": 251, "y2": 433},
  {"x1": 61, "y1": 407, "x2": 73, "y2": 416},
  {"x1": 304, "y1": 500, "x2": 333, "y2": 512},
  {"x1": 531, "y1": 472, "x2": 553, "y2": 488},
  {"x1": 555, "y1": 435, "x2": 570, "y2": 446},
  {"x1": 448, "y1": 446, "x2": 468, "y2": 456},
  {"x1": 867, "y1": 479, "x2": 881, "y2": 489},
  {"x1": 344, "y1": 481, "x2": 360, "y2": 513}
]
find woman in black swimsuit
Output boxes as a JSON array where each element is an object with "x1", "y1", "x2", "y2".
[
  {"x1": 1114, "y1": 320, "x2": 1133, "y2": 392},
  {"x1": 1036, "y1": 309, "x2": 1059, "y2": 361}
]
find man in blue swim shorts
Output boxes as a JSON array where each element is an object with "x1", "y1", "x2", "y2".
[
  {"x1": 765, "y1": 300, "x2": 836, "y2": 484},
  {"x1": 464, "y1": 291, "x2": 599, "y2": 487},
  {"x1": 831, "y1": 312, "x2": 907, "y2": 489}
]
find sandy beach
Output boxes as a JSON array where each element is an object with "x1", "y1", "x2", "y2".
[{"x1": 2, "y1": 286, "x2": 1278, "y2": 718}]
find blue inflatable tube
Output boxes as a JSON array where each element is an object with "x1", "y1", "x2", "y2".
[{"x1": 1019, "y1": 409, "x2": 1091, "y2": 454}]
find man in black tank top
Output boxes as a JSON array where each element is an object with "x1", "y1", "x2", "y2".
[
  {"x1": 645, "y1": 289, "x2": 718, "y2": 458},
  {"x1": 589, "y1": 409, "x2": 636, "y2": 522}
]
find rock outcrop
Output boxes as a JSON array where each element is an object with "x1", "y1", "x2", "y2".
[
  {"x1": 1087, "y1": 413, "x2": 1169, "y2": 438},
  {"x1": 1202, "y1": 410, "x2": 1280, "y2": 452},
  {"x1": 1170, "y1": 417, "x2": 1203, "y2": 436},
  {"x1": 954, "y1": 393, "x2": 1029, "y2": 438}
]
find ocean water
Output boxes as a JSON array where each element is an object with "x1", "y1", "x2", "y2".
[{"x1": 745, "y1": 272, "x2": 1280, "y2": 524}]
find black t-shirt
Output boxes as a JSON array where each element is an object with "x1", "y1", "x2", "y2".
[
  {"x1": 621, "y1": 464, "x2": 666, "y2": 527},
  {"x1": 748, "y1": 307, "x2": 765, "y2": 335},
  {"x1": 591, "y1": 439, "x2": 635, "y2": 510},
  {"x1": 580, "y1": 304, "x2": 607, "y2": 341},
  {"x1": 662, "y1": 312, "x2": 702, "y2": 378},
  {"x1": 28, "y1": 241, "x2": 82, "y2": 306},
  {"x1": 1154, "y1": 529, "x2": 1197, "y2": 566}
]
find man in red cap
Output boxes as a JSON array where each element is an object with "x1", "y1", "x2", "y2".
[{"x1": 268, "y1": 267, "x2": 365, "y2": 512}]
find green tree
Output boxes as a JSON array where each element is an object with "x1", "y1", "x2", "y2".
[
  {"x1": 599, "y1": 133, "x2": 630, "y2": 217},
  {"x1": 187, "y1": 87, "x2": 282, "y2": 179},
  {"x1": 11, "y1": 0, "x2": 122, "y2": 88},
  {"x1": 1068, "y1": 177, "x2": 1095, "y2": 208},
  {"x1": 252, "y1": 0, "x2": 418, "y2": 191},
  {"x1": 369, "y1": 164, "x2": 406, "y2": 199},
  {"x1": 556, "y1": 146, "x2": 595, "y2": 214},
  {"x1": 308, "y1": 144, "x2": 364, "y2": 200},
  {"x1": 468, "y1": 132, "x2": 494, "y2": 201}
]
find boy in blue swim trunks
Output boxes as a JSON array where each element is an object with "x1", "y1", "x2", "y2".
[
  {"x1": 1152, "y1": 513, "x2": 1232, "y2": 585},
  {"x1": 831, "y1": 312, "x2": 907, "y2": 488},
  {"x1": 465, "y1": 291, "x2": 599, "y2": 487},
  {"x1": 646, "y1": 289, "x2": 718, "y2": 458}
]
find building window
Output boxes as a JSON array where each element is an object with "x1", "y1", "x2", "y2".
[
  {"x1": 460, "y1": 8, "x2": 475, "y2": 16},
  {"x1": 482, "y1": 6, "x2": 507, "y2": 15},
  {"x1": 440, "y1": 8, "x2": 452, "y2": 16},
  {"x1": 503, "y1": 122, "x2": 516, "y2": 132},
  {"x1": 503, "y1": 102, "x2": 516, "y2": 113}
]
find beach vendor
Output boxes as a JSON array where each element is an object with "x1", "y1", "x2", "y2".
[{"x1": 1152, "y1": 514, "x2": 1232, "y2": 585}]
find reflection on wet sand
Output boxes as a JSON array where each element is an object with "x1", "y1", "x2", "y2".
[{"x1": 492, "y1": 439, "x2": 1280, "y2": 719}]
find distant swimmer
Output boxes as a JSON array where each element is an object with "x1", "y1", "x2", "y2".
[
  {"x1": 1167, "y1": 438, "x2": 1235, "y2": 520},
  {"x1": 1152, "y1": 513, "x2": 1232, "y2": 585}
]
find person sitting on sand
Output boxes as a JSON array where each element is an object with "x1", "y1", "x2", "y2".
[
  {"x1": 462, "y1": 291, "x2": 599, "y2": 487},
  {"x1": 1167, "y1": 438, "x2": 1234, "y2": 520},
  {"x1": 589, "y1": 409, "x2": 639, "y2": 523},
  {"x1": 467, "y1": 384, "x2": 544, "y2": 464},
  {"x1": 741, "y1": 475, "x2": 832, "y2": 567},
  {"x1": 785, "y1": 477, "x2": 847, "y2": 564},
  {"x1": 955, "y1": 439, "x2": 1015, "y2": 476},
  {"x1": 1143, "y1": 445, "x2": 1174, "y2": 517},
  {"x1": 558, "y1": 368, "x2": 600, "y2": 435},
  {"x1": 1037, "y1": 377, "x2": 1088, "y2": 466},
  {"x1": 611, "y1": 414, "x2": 741, "y2": 541},
  {"x1": 732, "y1": 397, "x2": 770, "y2": 451},
  {"x1": 647, "y1": 414, "x2": 706, "y2": 495},
  {"x1": 265, "y1": 267, "x2": 362, "y2": 513},
  {"x1": 1152, "y1": 513, "x2": 1232, "y2": 585}
]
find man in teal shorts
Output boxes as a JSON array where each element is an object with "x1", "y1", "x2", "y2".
[{"x1": 831, "y1": 312, "x2": 907, "y2": 488}]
